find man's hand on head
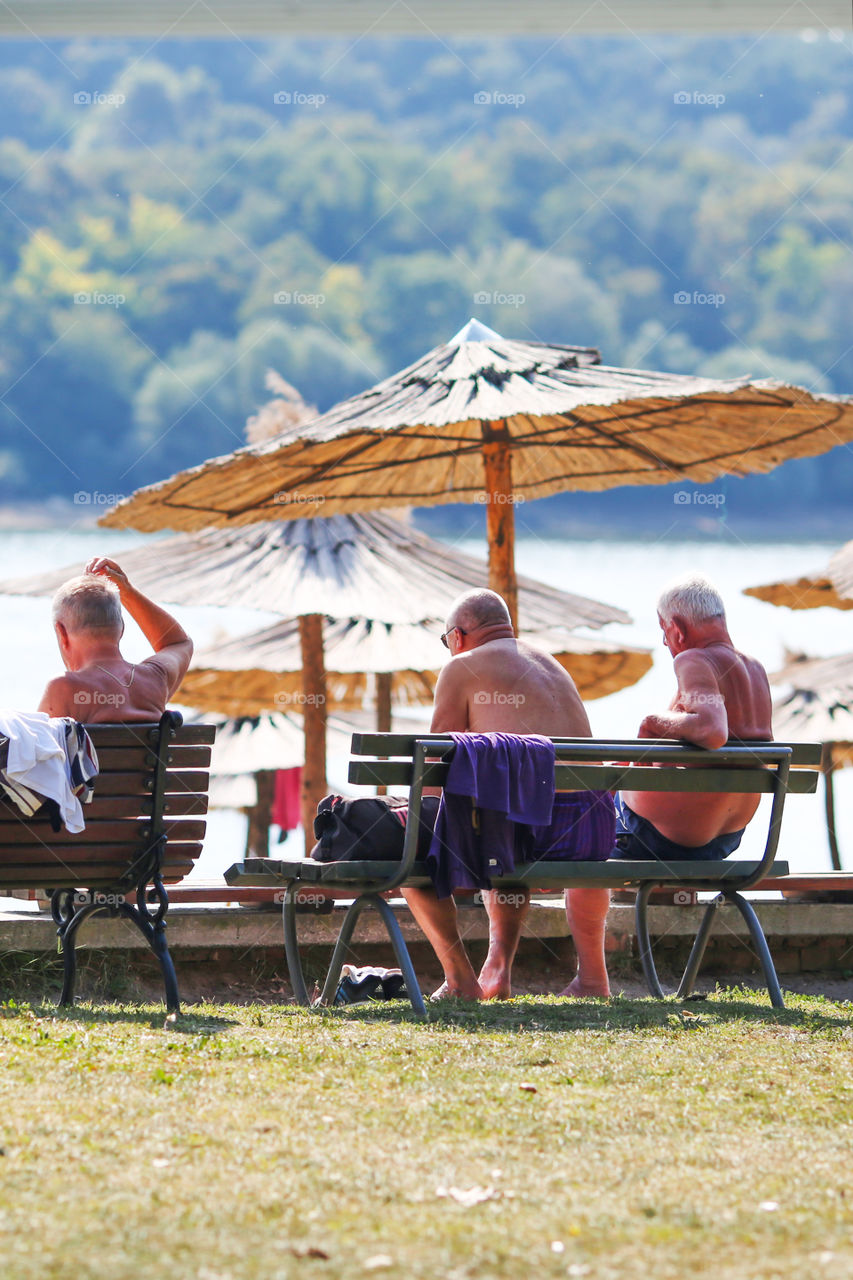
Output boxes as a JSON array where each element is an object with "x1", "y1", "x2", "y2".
[{"x1": 85, "y1": 557, "x2": 129, "y2": 590}]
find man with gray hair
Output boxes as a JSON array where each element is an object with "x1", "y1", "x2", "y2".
[
  {"x1": 403, "y1": 587, "x2": 616, "y2": 1002},
  {"x1": 617, "y1": 574, "x2": 772, "y2": 859},
  {"x1": 39, "y1": 557, "x2": 192, "y2": 723}
]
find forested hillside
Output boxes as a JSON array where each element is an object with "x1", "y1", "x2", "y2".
[{"x1": 0, "y1": 31, "x2": 850, "y2": 525}]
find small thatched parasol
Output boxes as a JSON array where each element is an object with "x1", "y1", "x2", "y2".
[
  {"x1": 178, "y1": 615, "x2": 653, "y2": 719},
  {"x1": 745, "y1": 538, "x2": 853, "y2": 612},
  {"x1": 100, "y1": 319, "x2": 853, "y2": 629},
  {"x1": 771, "y1": 650, "x2": 853, "y2": 869}
]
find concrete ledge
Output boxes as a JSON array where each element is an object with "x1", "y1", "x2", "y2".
[{"x1": 2, "y1": 899, "x2": 853, "y2": 967}]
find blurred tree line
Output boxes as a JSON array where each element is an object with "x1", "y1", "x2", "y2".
[{"x1": 0, "y1": 31, "x2": 850, "y2": 523}]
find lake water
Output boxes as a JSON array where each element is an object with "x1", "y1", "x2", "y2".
[{"x1": 1, "y1": 526, "x2": 850, "y2": 876}]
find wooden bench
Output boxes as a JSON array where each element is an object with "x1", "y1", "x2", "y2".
[
  {"x1": 0, "y1": 711, "x2": 215, "y2": 1014},
  {"x1": 226, "y1": 734, "x2": 821, "y2": 1014}
]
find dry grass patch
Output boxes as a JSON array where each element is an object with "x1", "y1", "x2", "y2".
[{"x1": 0, "y1": 990, "x2": 852, "y2": 1280}]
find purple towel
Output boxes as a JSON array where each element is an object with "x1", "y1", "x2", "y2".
[{"x1": 426, "y1": 732, "x2": 556, "y2": 899}]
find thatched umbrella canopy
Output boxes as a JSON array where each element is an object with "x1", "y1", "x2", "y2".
[
  {"x1": 0, "y1": 511, "x2": 626, "y2": 632},
  {"x1": 744, "y1": 539, "x2": 853, "y2": 612},
  {"x1": 179, "y1": 615, "x2": 653, "y2": 718},
  {"x1": 771, "y1": 651, "x2": 853, "y2": 869},
  {"x1": 100, "y1": 319, "x2": 853, "y2": 629}
]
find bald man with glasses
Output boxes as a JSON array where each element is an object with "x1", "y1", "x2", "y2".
[{"x1": 403, "y1": 588, "x2": 615, "y2": 1002}]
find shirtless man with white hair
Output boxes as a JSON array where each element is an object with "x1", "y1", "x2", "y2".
[
  {"x1": 403, "y1": 588, "x2": 616, "y2": 1001},
  {"x1": 38, "y1": 558, "x2": 193, "y2": 723},
  {"x1": 617, "y1": 575, "x2": 772, "y2": 859}
]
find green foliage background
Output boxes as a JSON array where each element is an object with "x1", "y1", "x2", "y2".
[{"x1": 0, "y1": 32, "x2": 850, "y2": 524}]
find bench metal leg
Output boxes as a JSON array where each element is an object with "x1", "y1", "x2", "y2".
[
  {"x1": 123, "y1": 903, "x2": 180, "y2": 1015},
  {"x1": 676, "y1": 898, "x2": 720, "y2": 1000},
  {"x1": 364, "y1": 895, "x2": 426, "y2": 1018},
  {"x1": 634, "y1": 882, "x2": 666, "y2": 998},
  {"x1": 51, "y1": 885, "x2": 181, "y2": 1014},
  {"x1": 53, "y1": 899, "x2": 100, "y2": 1006},
  {"x1": 282, "y1": 882, "x2": 311, "y2": 1006},
  {"x1": 726, "y1": 892, "x2": 785, "y2": 1009}
]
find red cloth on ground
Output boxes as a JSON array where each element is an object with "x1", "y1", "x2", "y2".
[{"x1": 272, "y1": 767, "x2": 302, "y2": 830}]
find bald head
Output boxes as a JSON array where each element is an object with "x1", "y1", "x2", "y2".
[
  {"x1": 447, "y1": 589, "x2": 512, "y2": 633},
  {"x1": 52, "y1": 574, "x2": 123, "y2": 636}
]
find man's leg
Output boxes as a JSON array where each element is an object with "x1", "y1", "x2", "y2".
[
  {"x1": 561, "y1": 887, "x2": 611, "y2": 998},
  {"x1": 477, "y1": 888, "x2": 530, "y2": 999},
  {"x1": 401, "y1": 886, "x2": 483, "y2": 1000}
]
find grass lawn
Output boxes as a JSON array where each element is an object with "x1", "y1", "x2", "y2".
[{"x1": 1, "y1": 989, "x2": 852, "y2": 1280}]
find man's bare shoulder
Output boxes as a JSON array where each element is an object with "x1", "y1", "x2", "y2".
[
  {"x1": 673, "y1": 648, "x2": 722, "y2": 684},
  {"x1": 38, "y1": 673, "x2": 81, "y2": 718}
]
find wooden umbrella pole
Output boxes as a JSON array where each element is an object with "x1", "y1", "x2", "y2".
[
  {"x1": 375, "y1": 671, "x2": 393, "y2": 796},
  {"x1": 298, "y1": 613, "x2": 328, "y2": 856},
  {"x1": 481, "y1": 422, "x2": 518, "y2": 632},
  {"x1": 244, "y1": 769, "x2": 275, "y2": 857}
]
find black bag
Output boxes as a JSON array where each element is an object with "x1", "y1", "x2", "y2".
[{"x1": 311, "y1": 794, "x2": 440, "y2": 863}]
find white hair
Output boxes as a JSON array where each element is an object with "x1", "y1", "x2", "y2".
[
  {"x1": 52, "y1": 574, "x2": 122, "y2": 633},
  {"x1": 657, "y1": 575, "x2": 726, "y2": 627}
]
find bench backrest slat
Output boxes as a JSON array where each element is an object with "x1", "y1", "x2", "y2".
[
  {"x1": 348, "y1": 758, "x2": 818, "y2": 794},
  {"x1": 349, "y1": 732, "x2": 822, "y2": 768}
]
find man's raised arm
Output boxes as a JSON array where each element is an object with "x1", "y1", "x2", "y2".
[
  {"x1": 638, "y1": 650, "x2": 728, "y2": 750},
  {"x1": 86, "y1": 557, "x2": 193, "y2": 696}
]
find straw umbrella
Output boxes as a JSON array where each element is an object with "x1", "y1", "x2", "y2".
[
  {"x1": 0, "y1": 511, "x2": 633, "y2": 843},
  {"x1": 771, "y1": 651, "x2": 853, "y2": 870},
  {"x1": 179, "y1": 615, "x2": 653, "y2": 715},
  {"x1": 745, "y1": 538, "x2": 853, "y2": 612},
  {"x1": 100, "y1": 320, "x2": 853, "y2": 630}
]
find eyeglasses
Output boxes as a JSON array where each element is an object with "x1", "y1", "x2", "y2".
[{"x1": 440, "y1": 626, "x2": 467, "y2": 649}]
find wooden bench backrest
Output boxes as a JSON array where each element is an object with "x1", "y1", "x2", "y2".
[
  {"x1": 348, "y1": 734, "x2": 822, "y2": 796},
  {"x1": 0, "y1": 719, "x2": 216, "y2": 891}
]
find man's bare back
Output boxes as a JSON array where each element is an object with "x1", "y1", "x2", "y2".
[
  {"x1": 432, "y1": 636, "x2": 592, "y2": 739},
  {"x1": 624, "y1": 584, "x2": 772, "y2": 847}
]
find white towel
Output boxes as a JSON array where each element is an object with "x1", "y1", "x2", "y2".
[{"x1": 0, "y1": 710, "x2": 90, "y2": 833}]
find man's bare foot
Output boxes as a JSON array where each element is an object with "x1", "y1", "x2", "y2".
[
  {"x1": 559, "y1": 975, "x2": 610, "y2": 999},
  {"x1": 429, "y1": 979, "x2": 483, "y2": 1003},
  {"x1": 477, "y1": 961, "x2": 512, "y2": 1001}
]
